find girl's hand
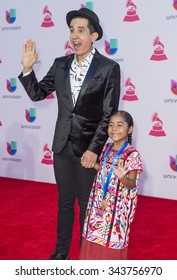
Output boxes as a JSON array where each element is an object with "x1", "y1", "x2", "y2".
[
  {"x1": 112, "y1": 161, "x2": 137, "y2": 189},
  {"x1": 93, "y1": 162, "x2": 100, "y2": 171},
  {"x1": 112, "y1": 161, "x2": 129, "y2": 179}
]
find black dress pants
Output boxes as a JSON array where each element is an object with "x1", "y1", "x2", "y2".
[{"x1": 53, "y1": 140, "x2": 96, "y2": 255}]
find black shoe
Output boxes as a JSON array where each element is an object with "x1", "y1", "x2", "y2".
[{"x1": 50, "y1": 251, "x2": 70, "y2": 260}]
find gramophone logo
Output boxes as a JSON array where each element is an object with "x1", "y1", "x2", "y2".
[
  {"x1": 6, "y1": 78, "x2": 17, "y2": 92},
  {"x1": 171, "y1": 79, "x2": 177, "y2": 95},
  {"x1": 81, "y1": 2, "x2": 93, "y2": 10},
  {"x1": 64, "y1": 41, "x2": 74, "y2": 56},
  {"x1": 6, "y1": 8, "x2": 16, "y2": 24},
  {"x1": 41, "y1": 144, "x2": 53, "y2": 165},
  {"x1": 122, "y1": 77, "x2": 138, "y2": 101},
  {"x1": 123, "y1": 0, "x2": 140, "y2": 22},
  {"x1": 7, "y1": 141, "x2": 17, "y2": 156},
  {"x1": 105, "y1": 39, "x2": 118, "y2": 55},
  {"x1": 41, "y1": 6, "x2": 54, "y2": 27},
  {"x1": 150, "y1": 36, "x2": 167, "y2": 61},
  {"x1": 173, "y1": 0, "x2": 177, "y2": 10},
  {"x1": 149, "y1": 113, "x2": 166, "y2": 137},
  {"x1": 25, "y1": 108, "x2": 36, "y2": 123},
  {"x1": 169, "y1": 155, "x2": 177, "y2": 172}
]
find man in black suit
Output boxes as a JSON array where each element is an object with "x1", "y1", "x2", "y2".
[{"x1": 19, "y1": 7, "x2": 120, "y2": 260}]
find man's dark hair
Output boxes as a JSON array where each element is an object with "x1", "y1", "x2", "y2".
[{"x1": 71, "y1": 16, "x2": 97, "y2": 35}]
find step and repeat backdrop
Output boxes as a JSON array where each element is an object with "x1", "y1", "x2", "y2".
[{"x1": 0, "y1": 0, "x2": 177, "y2": 200}]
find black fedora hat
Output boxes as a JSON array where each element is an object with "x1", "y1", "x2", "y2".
[{"x1": 66, "y1": 8, "x2": 103, "y2": 40}]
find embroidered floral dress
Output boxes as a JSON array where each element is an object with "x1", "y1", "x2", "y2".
[{"x1": 82, "y1": 142, "x2": 143, "y2": 250}]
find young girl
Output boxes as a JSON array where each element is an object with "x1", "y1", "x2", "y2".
[{"x1": 79, "y1": 110, "x2": 143, "y2": 260}]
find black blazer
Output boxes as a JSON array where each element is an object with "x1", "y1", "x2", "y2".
[{"x1": 18, "y1": 49, "x2": 120, "y2": 157}]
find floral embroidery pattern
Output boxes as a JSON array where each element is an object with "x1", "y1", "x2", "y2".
[{"x1": 83, "y1": 143, "x2": 143, "y2": 249}]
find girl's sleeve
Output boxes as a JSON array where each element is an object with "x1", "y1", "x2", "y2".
[
  {"x1": 99, "y1": 142, "x2": 110, "y2": 162},
  {"x1": 127, "y1": 151, "x2": 143, "y2": 173}
]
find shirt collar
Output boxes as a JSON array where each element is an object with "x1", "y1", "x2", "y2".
[{"x1": 74, "y1": 48, "x2": 95, "y2": 68}]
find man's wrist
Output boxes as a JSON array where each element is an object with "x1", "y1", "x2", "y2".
[
  {"x1": 23, "y1": 67, "x2": 32, "y2": 73},
  {"x1": 23, "y1": 69, "x2": 32, "y2": 77}
]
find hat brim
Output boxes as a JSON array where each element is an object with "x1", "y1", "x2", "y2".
[{"x1": 66, "y1": 10, "x2": 103, "y2": 40}]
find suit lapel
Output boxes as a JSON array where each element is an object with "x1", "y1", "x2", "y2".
[
  {"x1": 75, "y1": 51, "x2": 100, "y2": 106},
  {"x1": 61, "y1": 55, "x2": 74, "y2": 111},
  {"x1": 65, "y1": 70, "x2": 74, "y2": 110},
  {"x1": 61, "y1": 51, "x2": 100, "y2": 110}
]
